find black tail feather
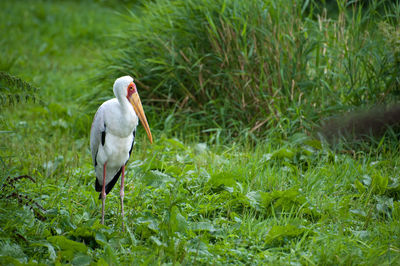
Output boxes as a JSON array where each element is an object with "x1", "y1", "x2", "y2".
[
  {"x1": 95, "y1": 167, "x2": 123, "y2": 199},
  {"x1": 95, "y1": 178, "x2": 101, "y2": 192}
]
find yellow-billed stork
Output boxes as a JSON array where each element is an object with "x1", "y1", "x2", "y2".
[{"x1": 90, "y1": 76, "x2": 152, "y2": 227}]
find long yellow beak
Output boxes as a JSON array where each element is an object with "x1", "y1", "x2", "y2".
[{"x1": 128, "y1": 92, "x2": 153, "y2": 144}]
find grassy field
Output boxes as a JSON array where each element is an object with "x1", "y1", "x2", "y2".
[{"x1": 1, "y1": 0, "x2": 400, "y2": 265}]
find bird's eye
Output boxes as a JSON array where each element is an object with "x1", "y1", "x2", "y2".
[{"x1": 127, "y1": 83, "x2": 136, "y2": 93}]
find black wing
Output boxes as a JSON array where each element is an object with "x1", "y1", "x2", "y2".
[
  {"x1": 90, "y1": 105, "x2": 106, "y2": 167},
  {"x1": 96, "y1": 167, "x2": 123, "y2": 199},
  {"x1": 128, "y1": 130, "x2": 136, "y2": 159}
]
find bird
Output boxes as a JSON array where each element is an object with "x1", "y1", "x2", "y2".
[{"x1": 90, "y1": 76, "x2": 153, "y2": 228}]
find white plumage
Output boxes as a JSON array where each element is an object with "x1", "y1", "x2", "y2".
[
  {"x1": 90, "y1": 93, "x2": 137, "y2": 189},
  {"x1": 90, "y1": 76, "x2": 152, "y2": 227}
]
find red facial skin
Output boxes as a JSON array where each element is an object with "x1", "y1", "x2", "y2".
[{"x1": 127, "y1": 82, "x2": 137, "y2": 99}]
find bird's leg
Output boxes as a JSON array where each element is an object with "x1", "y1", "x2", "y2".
[
  {"x1": 101, "y1": 162, "x2": 107, "y2": 225},
  {"x1": 120, "y1": 165, "x2": 125, "y2": 231}
]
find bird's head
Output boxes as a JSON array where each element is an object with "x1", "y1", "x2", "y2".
[{"x1": 113, "y1": 76, "x2": 153, "y2": 144}]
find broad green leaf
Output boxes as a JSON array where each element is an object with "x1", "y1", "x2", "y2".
[
  {"x1": 103, "y1": 245, "x2": 118, "y2": 265},
  {"x1": 70, "y1": 227, "x2": 95, "y2": 239},
  {"x1": 259, "y1": 188, "x2": 319, "y2": 218},
  {"x1": 351, "y1": 230, "x2": 370, "y2": 239},
  {"x1": 375, "y1": 196, "x2": 393, "y2": 216},
  {"x1": 388, "y1": 178, "x2": 400, "y2": 193},
  {"x1": 136, "y1": 216, "x2": 160, "y2": 232},
  {"x1": 31, "y1": 241, "x2": 56, "y2": 261},
  {"x1": 393, "y1": 201, "x2": 400, "y2": 219},
  {"x1": 350, "y1": 209, "x2": 367, "y2": 218},
  {"x1": 93, "y1": 258, "x2": 109, "y2": 266},
  {"x1": 261, "y1": 188, "x2": 304, "y2": 208},
  {"x1": 265, "y1": 224, "x2": 307, "y2": 245},
  {"x1": 190, "y1": 221, "x2": 215, "y2": 232},
  {"x1": 150, "y1": 236, "x2": 166, "y2": 247},
  {"x1": 272, "y1": 148, "x2": 295, "y2": 160},
  {"x1": 194, "y1": 143, "x2": 208, "y2": 154},
  {"x1": 72, "y1": 254, "x2": 91, "y2": 266},
  {"x1": 95, "y1": 232, "x2": 107, "y2": 246},
  {"x1": 362, "y1": 175, "x2": 372, "y2": 186},
  {"x1": 354, "y1": 180, "x2": 366, "y2": 193},
  {"x1": 143, "y1": 170, "x2": 175, "y2": 187},
  {"x1": 290, "y1": 133, "x2": 309, "y2": 144},
  {"x1": 304, "y1": 139, "x2": 322, "y2": 150},
  {"x1": 0, "y1": 256, "x2": 24, "y2": 266},
  {"x1": 170, "y1": 206, "x2": 188, "y2": 233},
  {"x1": 371, "y1": 173, "x2": 388, "y2": 194},
  {"x1": 208, "y1": 171, "x2": 236, "y2": 188},
  {"x1": 166, "y1": 138, "x2": 186, "y2": 150},
  {"x1": 0, "y1": 243, "x2": 27, "y2": 263},
  {"x1": 47, "y1": 236, "x2": 88, "y2": 254},
  {"x1": 246, "y1": 191, "x2": 262, "y2": 209},
  {"x1": 187, "y1": 239, "x2": 211, "y2": 257}
]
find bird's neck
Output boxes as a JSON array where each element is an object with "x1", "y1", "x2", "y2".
[{"x1": 118, "y1": 95, "x2": 133, "y2": 114}]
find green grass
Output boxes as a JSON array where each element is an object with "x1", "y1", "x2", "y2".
[
  {"x1": 1, "y1": 133, "x2": 400, "y2": 264},
  {"x1": 1, "y1": 0, "x2": 400, "y2": 265},
  {"x1": 105, "y1": 0, "x2": 400, "y2": 139}
]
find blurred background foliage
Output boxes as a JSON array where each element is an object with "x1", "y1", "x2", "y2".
[
  {"x1": 100, "y1": 0, "x2": 400, "y2": 141},
  {"x1": 1, "y1": 0, "x2": 399, "y2": 142}
]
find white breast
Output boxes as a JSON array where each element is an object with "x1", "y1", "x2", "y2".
[{"x1": 94, "y1": 98, "x2": 138, "y2": 186}]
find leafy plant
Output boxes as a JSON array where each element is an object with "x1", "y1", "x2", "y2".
[
  {"x1": 0, "y1": 175, "x2": 46, "y2": 221},
  {"x1": 0, "y1": 71, "x2": 40, "y2": 106}
]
